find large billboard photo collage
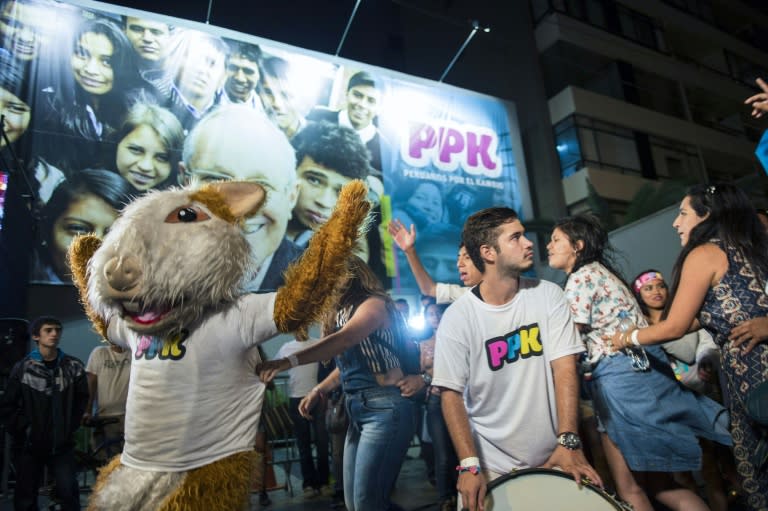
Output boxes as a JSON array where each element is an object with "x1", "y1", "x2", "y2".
[{"x1": 0, "y1": 0, "x2": 528, "y2": 291}]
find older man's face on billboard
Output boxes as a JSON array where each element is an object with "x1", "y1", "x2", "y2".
[{"x1": 183, "y1": 128, "x2": 298, "y2": 266}]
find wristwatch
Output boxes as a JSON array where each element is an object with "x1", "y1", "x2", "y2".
[
  {"x1": 421, "y1": 372, "x2": 432, "y2": 385},
  {"x1": 556, "y1": 431, "x2": 582, "y2": 451}
]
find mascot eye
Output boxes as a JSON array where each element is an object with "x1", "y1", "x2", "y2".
[{"x1": 165, "y1": 206, "x2": 211, "y2": 224}]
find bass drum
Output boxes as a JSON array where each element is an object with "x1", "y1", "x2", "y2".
[{"x1": 484, "y1": 468, "x2": 630, "y2": 511}]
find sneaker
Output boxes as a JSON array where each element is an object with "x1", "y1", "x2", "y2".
[
  {"x1": 319, "y1": 484, "x2": 335, "y2": 497},
  {"x1": 259, "y1": 491, "x2": 271, "y2": 507}
]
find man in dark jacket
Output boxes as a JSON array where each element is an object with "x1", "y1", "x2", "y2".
[{"x1": 0, "y1": 316, "x2": 89, "y2": 511}]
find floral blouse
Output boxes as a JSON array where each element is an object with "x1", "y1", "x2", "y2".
[{"x1": 565, "y1": 262, "x2": 647, "y2": 364}]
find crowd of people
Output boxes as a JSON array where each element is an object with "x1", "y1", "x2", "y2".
[
  {"x1": 1, "y1": 0, "x2": 768, "y2": 510},
  {"x1": 3, "y1": 181, "x2": 768, "y2": 511},
  {"x1": 256, "y1": 182, "x2": 767, "y2": 511}
]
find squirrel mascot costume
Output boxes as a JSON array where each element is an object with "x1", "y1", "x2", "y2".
[{"x1": 68, "y1": 179, "x2": 370, "y2": 511}]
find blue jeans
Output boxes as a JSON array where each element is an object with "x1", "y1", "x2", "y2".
[
  {"x1": 343, "y1": 386, "x2": 414, "y2": 511},
  {"x1": 426, "y1": 392, "x2": 457, "y2": 501}
]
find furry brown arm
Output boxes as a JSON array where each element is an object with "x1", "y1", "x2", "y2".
[
  {"x1": 67, "y1": 234, "x2": 108, "y2": 339},
  {"x1": 274, "y1": 180, "x2": 371, "y2": 340}
]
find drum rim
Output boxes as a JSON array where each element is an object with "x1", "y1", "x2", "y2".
[{"x1": 485, "y1": 467, "x2": 626, "y2": 511}]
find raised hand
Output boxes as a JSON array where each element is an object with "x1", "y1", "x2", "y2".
[
  {"x1": 745, "y1": 77, "x2": 768, "y2": 118},
  {"x1": 387, "y1": 219, "x2": 416, "y2": 252}
]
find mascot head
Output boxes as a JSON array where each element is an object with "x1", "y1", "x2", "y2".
[{"x1": 86, "y1": 181, "x2": 265, "y2": 337}]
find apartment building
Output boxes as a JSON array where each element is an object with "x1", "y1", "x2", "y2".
[{"x1": 529, "y1": 0, "x2": 768, "y2": 222}]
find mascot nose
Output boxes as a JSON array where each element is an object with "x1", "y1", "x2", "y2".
[{"x1": 104, "y1": 256, "x2": 142, "y2": 291}]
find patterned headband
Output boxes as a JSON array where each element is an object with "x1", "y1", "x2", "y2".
[{"x1": 633, "y1": 271, "x2": 663, "y2": 293}]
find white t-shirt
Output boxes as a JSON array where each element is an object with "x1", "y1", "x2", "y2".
[
  {"x1": 435, "y1": 282, "x2": 469, "y2": 305},
  {"x1": 108, "y1": 293, "x2": 277, "y2": 472},
  {"x1": 433, "y1": 278, "x2": 585, "y2": 474},
  {"x1": 276, "y1": 339, "x2": 321, "y2": 398},
  {"x1": 86, "y1": 345, "x2": 131, "y2": 417}
]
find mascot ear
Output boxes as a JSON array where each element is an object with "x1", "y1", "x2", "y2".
[
  {"x1": 68, "y1": 234, "x2": 108, "y2": 339},
  {"x1": 204, "y1": 181, "x2": 266, "y2": 220}
]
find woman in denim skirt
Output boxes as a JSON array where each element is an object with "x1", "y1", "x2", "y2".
[{"x1": 547, "y1": 213, "x2": 731, "y2": 511}]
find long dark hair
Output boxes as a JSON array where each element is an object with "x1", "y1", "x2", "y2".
[
  {"x1": 321, "y1": 255, "x2": 392, "y2": 336},
  {"x1": 54, "y1": 18, "x2": 143, "y2": 135},
  {"x1": 666, "y1": 183, "x2": 768, "y2": 315},
  {"x1": 553, "y1": 213, "x2": 632, "y2": 291},
  {"x1": 37, "y1": 168, "x2": 133, "y2": 278}
]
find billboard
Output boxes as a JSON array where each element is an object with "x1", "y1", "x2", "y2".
[{"x1": 0, "y1": 0, "x2": 529, "y2": 291}]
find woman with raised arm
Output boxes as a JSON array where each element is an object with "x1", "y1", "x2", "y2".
[
  {"x1": 616, "y1": 183, "x2": 768, "y2": 511},
  {"x1": 547, "y1": 213, "x2": 731, "y2": 511},
  {"x1": 257, "y1": 256, "x2": 415, "y2": 511}
]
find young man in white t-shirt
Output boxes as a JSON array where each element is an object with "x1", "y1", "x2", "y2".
[
  {"x1": 432, "y1": 207, "x2": 602, "y2": 511},
  {"x1": 84, "y1": 343, "x2": 131, "y2": 455}
]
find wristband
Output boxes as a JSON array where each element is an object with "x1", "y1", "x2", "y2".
[
  {"x1": 456, "y1": 464, "x2": 481, "y2": 475},
  {"x1": 459, "y1": 456, "x2": 480, "y2": 468},
  {"x1": 631, "y1": 329, "x2": 641, "y2": 346},
  {"x1": 287, "y1": 354, "x2": 299, "y2": 368}
]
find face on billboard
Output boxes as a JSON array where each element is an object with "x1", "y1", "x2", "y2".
[
  {"x1": 0, "y1": 86, "x2": 30, "y2": 147},
  {"x1": 408, "y1": 182, "x2": 443, "y2": 224},
  {"x1": 175, "y1": 39, "x2": 225, "y2": 103},
  {"x1": 260, "y1": 73, "x2": 300, "y2": 135},
  {"x1": 294, "y1": 156, "x2": 351, "y2": 231},
  {"x1": 346, "y1": 84, "x2": 379, "y2": 130},
  {"x1": 124, "y1": 16, "x2": 170, "y2": 62},
  {"x1": 116, "y1": 124, "x2": 172, "y2": 191},
  {"x1": 71, "y1": 32, "x2": 115, "y2": 96},
  {"x1": 0, "y1": 0, "x2": 48, "y2": 62},
  {"x1": 50, "y1": 193, "x2": 118, "y2": 279},
  {"x1": 184, "y1": 125, "x2": 298, "y2": 264},
  {"x1": 225, "y1": 55, "x2": 260, "y2": 102}
]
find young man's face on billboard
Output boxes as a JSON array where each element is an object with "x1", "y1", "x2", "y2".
[
  {"x1": 124, "y1": 17, "x2": 170, "y2": 62},
  {"x1": 294, "y1": 156, "x2": 352, "y2": 231},
  {"x1": 345, "y1": 84, "x2": 380, "y2": 130},
  {"x1": 225, "y1": 55, "x2": 260, "y2": 102}
]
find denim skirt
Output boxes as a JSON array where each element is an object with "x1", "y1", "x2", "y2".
[{"x1": 589, "y1": 345, "x2": 732, "y2": 472}]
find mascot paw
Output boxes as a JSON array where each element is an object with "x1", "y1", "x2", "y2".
[{"x1": 274, "y1": 180, "x2": 371, "y2": 337}]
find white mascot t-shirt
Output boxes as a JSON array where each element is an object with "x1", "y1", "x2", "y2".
[{"x1": 108, "y1": 293, "x2": 277, "y2": 471}]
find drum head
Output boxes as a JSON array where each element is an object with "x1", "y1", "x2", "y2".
[{"x1": 485, "y1": 468, "x2": 625, "y2": 511}]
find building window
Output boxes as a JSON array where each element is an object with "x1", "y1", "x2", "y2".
[
  {"x1": 532, "y1": 0, "x2": 667, "y2": 52},
  {"x1": 553, "y1": 115, "x2": 700, "y2": 180},
  {"x1": 554, "y1": 117, "x2": 583, "y2": 178},
  {"x1": 554, "y1": 115, "x2": 642, "y2": 177}
]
